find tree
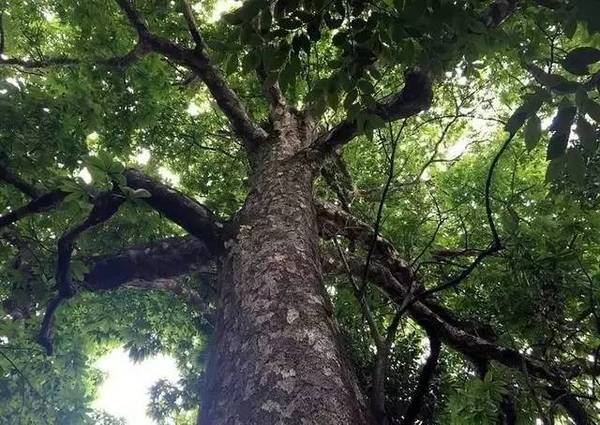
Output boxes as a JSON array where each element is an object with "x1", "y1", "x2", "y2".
[{"x1": 1, "y1": 0, "x2": 599, "y2": 424}]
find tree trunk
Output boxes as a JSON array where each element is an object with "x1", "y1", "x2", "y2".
[{"x1": 200, "y1": 115, "x2": 372, "y2": 424}]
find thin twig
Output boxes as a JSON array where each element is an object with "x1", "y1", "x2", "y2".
[
  {"x1": 0, "y1": 349, "x2": 52, "y2": 424},
  {"x1": 334, "y1": 237, "x2": 383, "y2": 348},
  {"x1": 360, "y1": 120, "x2": 407, "y2": 294},
  {"x1": 180, "y1": 0, "x2": 206, "y2": 49},
  {"x1": 394, "y1": 132, "x2": 515, "y2": 308}
]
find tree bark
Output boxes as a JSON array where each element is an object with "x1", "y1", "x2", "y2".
[{"x1": 200, "y1": 115, "x2": 372, "y2": 424}]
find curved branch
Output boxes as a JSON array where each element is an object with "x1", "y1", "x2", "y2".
[
  {"x1": 115, "y1": 0, "x2": 267, "y2": 146},
  {"x1": 0, "y1": 191, "x2": 65, "y2": 230},
  {"x1": 407, "y1": 132, "x2": 514, "y2": 300},
  {"x1": 56, "y1": 193, "x2": 125, "y2": 295},
  {"x1": 318, "y1": 202, "x2": 594, "y2": 420},
  {"x1": 546, "y1": 386, "x2": 592, "y2": 425},
  {"x1": 37, "y1": 296, "x2": 64, "y2": 356},
  {"x1": 0, "y1": 162, "x2": 42, "y2": 198},
  {"x1": 311, "y1": 0, "x2": 529, "y2": 155},
  {"x1": 180, "y1": 0, "x2": 205, "y2": 49},
  {"x1": 401, "y1": 333, "x2": 441, "y2": 425},
  {"x1": 122, "y1": 169, "x2": 224, "y2": 251},
  {"x1": 312, "y1": 69, "x2": 433, "y2": 152},
  {"x1": 354, "y1": 259, "x2": 563, "y2": 383},
  {"x1": 38, "y1": 191, "x2": 125, "y2": 354},
  {"x1": 0, "y1": 162, "x2": 224, "y2": 253}
]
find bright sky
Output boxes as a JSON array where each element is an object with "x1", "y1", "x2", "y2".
[{"x1": 93, "y1": 348, "x2": 181, "y2": 425}]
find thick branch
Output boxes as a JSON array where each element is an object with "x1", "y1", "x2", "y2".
[
  {"x1": 0, "y1": 162, "x2": 42, "y2": 198},
  {"x1": 39, "y1": 191, "x2": 125, "y2": 354},
  {"x1": 115, "y1": 0, "x2": 267, "y2": 146},
  {"x1": 122, "y1": 169, "x2": 223, "y2": 251},
  {"x1": 311, "y1": 0, "x2": 529, "y2": 154},
  {"x1": 546, "y1": 386, "x2": 592, "y2": 425},
  {"x1": 0, "y1": 191, "x2": 65, "y2": 229},
  {"x1": 317, "y1": 200, "x2": 414, "y2": 285},
  {"x1": 84, "y1": 235, "x2": 213, "y2": 292},
  {"x1": 354, "y1": 259, "x2": 563, "y2": 383},
  {"x1": 313, "y1": 69, "x2": 432, "y2": 152},
  {"x1": 5, "y1": 228, "x2": 214, "y2": 350},
  {"x1": 318, "y1": 203, "x2": 590, "y2": 396},
  {"x1": 322, "y1": 217, "x2": 595, "y2": 425},
  {"x1": 401, "y1": 333, "x2": 441, "y2": 425},
  {"x1": 0, "y1": 162, "x2": 224, "y2": 252},
  {"x1": 57, "y1": 192, "x2": 125, "y2": 295}
]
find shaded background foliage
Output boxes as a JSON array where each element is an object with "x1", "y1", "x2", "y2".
[{"x1": 0, "y1": 0, "x2": 599, "y2": 424}]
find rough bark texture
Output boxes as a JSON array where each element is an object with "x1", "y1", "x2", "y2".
[
  {"x1": 200, "y1": 113, "x2": 372, "y2": 424},
  {"x1": 84, "y1": 235, "x2": 213, "y2": 291}
]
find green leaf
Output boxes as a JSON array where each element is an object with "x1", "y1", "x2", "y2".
[
  {"x1": 242, "y1": 51, "x2": 260, "y2": 72},
  {"x1": 64, "y1": 191, "x2": 85, "y2": 204},
  {"x1": 583, "y1": 98, "x2": 600, "y2": 123},
  {"x1": 549, "y1": 103, "x2": 576, "y2": 134},
  {"x1": 357, "y1": 79, "x2": 374, "y2": 95},
  {"x1": 525, "y1": 63, "x2": 579, "y2": 93},
  {"x1": 133, "y1": 188, "x2": 152, "y2": 199},
  {"x1": 86, "y1": 156, "x2": 106, "y2": 171},
  {"x1": 326, "y1": 89, "x2": 339, "y2": 109},
  {"x1": 223, "y1": 11, "x2": 244, "y2": 25},
  {"x1": 99, "y1": 151, "x2": 114, "y2": 168},
  {"x1": 121, "y1": 186, "x2": 135, "y2": 198},
  {"x1": 223, "y1": 0, "x2": 263, "y2": 25},
  {"x1": 366, "y1": 113, "x2": 386, "y2": 130},
  {"x1": 546, "y1": 132, "x2": 568, "y2": 160},
  {"x1": 279, "y1": 58, "x2": 299, "y2": 91},
  {"x1": 278, "y1": 17, "x2": 302, "y2": 30},
  {"x1": 524, "y1": 115, "x2": 542, "y2": 150},
  {"x1": 354, "y1": 30, "x2": 372, "y2": 43},
  {"x1": 575, "y1": 0, "x2": 600, "y2": 33},
  {"x1": 225, "y1": 54, "x2": 238, "y2": 75},
  {"x1": 545, "y1": 157, "x2": 566, "y2": 183},
  {"x1": 561, "y1": 15, "x2": 577, "y2": 39},
  {"x1": 292, "y1": 34, "x2": 311, "y2": 55},
  {"x1": 109, "y1": 161, "x2": 125, "y2": 174},
  {"x1": 562, "y1": 47, "x2": 600, "y2": 76},
  {"x1": 566, "y1": 148, "x2": 586, "y2": 186},
  {"x1": 312, "y1": 95, "x2": 327, "y2": 117},
  {"x1": 71, "y1": 260, "x2": 89, "y2": 282},
  {"x1": 505, "y1": 107, "x2": 528, "y2": 134},
  {"x1": 344, "y1": 89, "x2": 358, "y2": 109},
  {"x1": 506, "y1": 88, "x2": 550, "y2": 134},
  {"x1": 576, "y1": 117, "x2": 598, "y2": 152},
  {"x1": 323, "y1": 12, "x2": 343, "y2": 29}
]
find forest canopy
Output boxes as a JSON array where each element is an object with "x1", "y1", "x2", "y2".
[{"x1": 1, "y1": 0, "x2": 600, "y2": 424}]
